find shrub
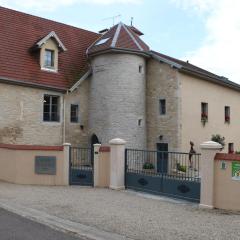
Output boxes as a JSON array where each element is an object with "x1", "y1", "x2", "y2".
[
  {"x1": 211, "y1": 134, "x2": 225, "y2": 148},
  {"x1": 143, "y1": 162, "x2": 155, "y2": 170},
  {"x1": 176, "y1": 163, "x2": 187, "y2": 172}
]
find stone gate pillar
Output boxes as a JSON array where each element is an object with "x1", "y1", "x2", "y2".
[
  {"x1": 200, "y1": 141, "x2": 222, "y2": 209},
  {"x1": 109, "y1": 138, "x2": 126, "y2": 190}
]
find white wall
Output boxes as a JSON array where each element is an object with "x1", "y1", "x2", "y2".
[{"x1": 180, "y1": 73, "x2": 240, "y2": 153}]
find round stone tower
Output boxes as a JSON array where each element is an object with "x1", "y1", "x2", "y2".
[{"x1": 87, "y1": 23, "x2": 149, "y2": 149}]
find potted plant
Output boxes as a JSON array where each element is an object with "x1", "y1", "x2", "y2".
[
  {"x1": 211, "y1": 134, "x2": 225, "y2": 150},
  {"x1": 143, "y1": 162, "x2": 155, "y2": 173},
  {"x1": 201, "y1": 113, "x2": 208, "y2": 126},
  {"x1": 225, "y1": 115, "x2": 230, "y2": 123},
  {"x1": 176, "y1": 163, "x2": 187, "y2": 173}
]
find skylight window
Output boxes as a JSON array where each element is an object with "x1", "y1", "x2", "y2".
[{"x1": 95, "y1": 38, "x2": 110, "y2": 46}]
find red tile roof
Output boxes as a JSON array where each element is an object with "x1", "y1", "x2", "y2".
[
  {"x1": 0, "y1": 6, "x2": 99, "y2": 90},
  {"x1": 87, "y1": 22, "x2": 149, "y2": 56}
]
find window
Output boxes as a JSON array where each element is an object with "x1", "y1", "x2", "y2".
[
  {"x1": 159, "y1": 99, "x2": 166, "y2": 115},
  {"x1": 225, "y1": 106, "x2": 230, "y2": 123},
  {"x1": 71, "y1": 104, "x2": 79, "y2": 123},
  {"x1": 95, "y1": 38, "x2": 110, "y2": 45},
  {"x1": 138, "y1": 119, "x2": 142, "y2": 126},
  {"x1": 43, "y1": 95, "x2": 60, "y2": 122},
  {"x1": 139, "y1": 65, "x2": 143, "y2": 73},
  {"x1": 228, "y1": 143, "x2": 234, "y2": 154},
  {"x1": 44, "y1": 49, "x2": 54, "y2": 68},
  {"x1": 201, "y1": 102, "x2": 208, "y2": 121}
]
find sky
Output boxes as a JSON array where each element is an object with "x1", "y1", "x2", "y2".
[{"x1": 0, "y1": 0, "x2": 240, "y2": 83}]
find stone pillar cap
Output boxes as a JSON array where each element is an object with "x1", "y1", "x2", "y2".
[
  {"x1": 109, "y1": 138, "x2": 126, "y2": 145},
  {"x1": 63, "y1": 143, "x2": 71, "y2": 146},
  {"x1": 200, "y1": 141, "x2": 222, "y2": 149},
  {"x1": 93, "y1": 143, "x2": 101, "y2": 146}
]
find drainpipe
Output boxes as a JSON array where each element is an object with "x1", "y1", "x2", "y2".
[{"x1": 62, "y1": 91, "x2": 68, "y2": 143}]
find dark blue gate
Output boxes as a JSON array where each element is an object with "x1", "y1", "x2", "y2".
[
  {"x1": 69, "y1": 147, "x2": 93, "y2": 186},
  {"x1": 125, "y1": 149, "x2": 201, "y2": 202}
]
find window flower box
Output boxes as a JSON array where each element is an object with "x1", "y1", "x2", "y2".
[
  {"x1": 201, "y1": 113, "x2": 208, "y2": 126},
  {"x1": 225, "y1": 115, "x2": 230, "y2": 123}
]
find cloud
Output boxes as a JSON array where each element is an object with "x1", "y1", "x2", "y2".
[
  {"x1": 172, "y1": 0, "x2": 240, "y2": 83},
  {"x1": 0, "y1": 0, "x2": 142, "y2": 11}
]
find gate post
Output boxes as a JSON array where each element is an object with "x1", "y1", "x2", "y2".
[
  {"x1": 93, "y1": 143, "x2": 101, "y2": 187},
  {"x1": 109, "y1": 138, "x2": 126, "y2": 190},
  {"x1": 63, "y1": 143, "x2": 71, "y2": 186},
  {"x1": 200, "y1": 141, "x2": 222, "y2": 209}
]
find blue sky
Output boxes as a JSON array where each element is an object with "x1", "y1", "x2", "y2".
[{"x1": 1, "y1": 0, "x2": 240, "y2": 83}]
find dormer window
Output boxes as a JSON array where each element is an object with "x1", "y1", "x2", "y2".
[
  {"x1": 34, "y1": 31, "x2": 67, "y2": 73},
  {"x1": 44, "y1": 49, "x2": 55, "y2": 68}
]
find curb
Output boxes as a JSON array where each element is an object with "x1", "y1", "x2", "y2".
[{"x1": 0, "y1": 200, "x2": 133, "y2": 240}]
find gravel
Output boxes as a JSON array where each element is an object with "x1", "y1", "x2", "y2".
[{"x1": 0, "y1": 182, "x2": 240, "y2": 240}]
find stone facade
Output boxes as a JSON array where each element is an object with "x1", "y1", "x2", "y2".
[
  {"x1": 65, "y1": 79, "x2": 90, "y2": 147},
  {"x1": 89, "y1": 53, "x2": 147, "y2": 148},
  {"x1": 0, "y1": 83, "x2": 63, "y2": 145},
  {"x1": 146, "y1": 59, "x2": 182, "y2": 151}
]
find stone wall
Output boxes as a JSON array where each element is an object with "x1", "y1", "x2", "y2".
[
  {"x1": 146, "y1": 59, "x2": 181, "y2": 151},
  {"x1": 89, "y1": 53, "x2": 147, "y2": 149},
  {"x1": 0, "y1": 83, "x2": 63, "y2": 145},
  {"x1": 65, "y1": 79, "x2": 90, "y2": 147}
]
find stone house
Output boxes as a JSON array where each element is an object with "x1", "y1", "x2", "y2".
[{"x1": 1, "y1": 6, "x2": 240, "y2": 153}]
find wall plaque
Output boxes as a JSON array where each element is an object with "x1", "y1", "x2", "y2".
[{"x1": 35, "y1": 156, "x2": 56, "y2": 175}]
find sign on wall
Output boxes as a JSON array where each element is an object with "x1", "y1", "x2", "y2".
[
  {"x1": 232, "y1": 162, "x2": 240, "y2": 180},
  {"x1": 35, "y1": 156, "x2": 56, "y2": 175}
]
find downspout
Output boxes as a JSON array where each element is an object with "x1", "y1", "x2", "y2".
[{"x1": 62, "y1": 91, "x2": 68, "y2": 143}]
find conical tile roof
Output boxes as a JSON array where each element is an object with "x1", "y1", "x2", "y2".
[{"x1": 87, "y1": 22, "x2": 149, "y2": 56}]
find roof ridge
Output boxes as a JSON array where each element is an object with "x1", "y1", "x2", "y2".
[
  {"x1": 111, "y1": 22, "x2": 123, "y2": 48},
  {"x1": 122, "y1": 24, "x2": 143, "y2": 51}
]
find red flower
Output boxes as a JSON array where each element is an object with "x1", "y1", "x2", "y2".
[
  {"x1": 201, "y1": 113, "x2": 208, "y2": 119},
  {"x1": 225, "y1": 116, "x2": 230, "y2": 122}
]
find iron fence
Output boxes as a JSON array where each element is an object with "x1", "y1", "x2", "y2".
[
  {"x1": 125, "y1": 148, "x2": 201, "y2": 181},
  {"x1": 70, "y1": 147, "x2": 92, "y2": 170}
]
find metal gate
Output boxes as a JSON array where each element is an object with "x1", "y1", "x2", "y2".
[
  {"x1": 125, "y1": 149, "x2": 201, "y2": 202},
  {"x1": 69, "y1": 147, "x2": 93, "y2": 186}
]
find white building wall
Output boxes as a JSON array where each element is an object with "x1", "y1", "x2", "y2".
[{"x1": 180, "y1": 73, "x2": 240, "y2": 153}]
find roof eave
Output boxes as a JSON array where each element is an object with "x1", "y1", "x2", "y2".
[
  {"x1": 150, "y1": 52, "x2": 182, "y2": 69},
  {"x1": 69, "y1": 69, "x2": 92, "y2": 92},
  {"x1": 179, "y1": 68, "x2": 240, "y2": 92},
  {"x1": 36, "y1": 31, "x2": 67, "y2": 52},
  {"x1": 88, "y1": 47, "x2": 150, "y2": 58},
  {"x1": 0, "y1": 76, "x2": 67, "y2": 93}
]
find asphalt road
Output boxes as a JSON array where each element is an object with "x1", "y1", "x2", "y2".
[{"x1": 0, "y1": 208, "x2": 84, "y2": 240}]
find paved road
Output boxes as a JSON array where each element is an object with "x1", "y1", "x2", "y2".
[{"x1": 0, "y1": 208, "x2": 84, "y2": 240}]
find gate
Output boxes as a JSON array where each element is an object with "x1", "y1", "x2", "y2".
[
  {"x1": 69, "y1": 147, "x2": 93, "y2": 186},
  {"x1": 125, "y1": 149, "x2": 201, "y2": 202}
]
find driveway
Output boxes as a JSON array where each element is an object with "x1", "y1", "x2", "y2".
[{"x1": 0, "y1": 182, "x2": 240, "y2": 240}]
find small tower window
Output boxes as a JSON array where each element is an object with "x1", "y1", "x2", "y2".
[
  {"x1": 44, "y1": 49, "x2": 55, "y2": 68},
  {"x1": 159, "y1": 99, "x2": 166, "y2": 115},
  {"x1": 139, "y1": 65, "x2": 143, "y2": 73},
  {"x1": 138, "y1": 119, "x2": 142, "y2": 126},
  {"x1": 71, "y1": 104, "x2": 79, "y2": 123}
]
